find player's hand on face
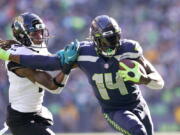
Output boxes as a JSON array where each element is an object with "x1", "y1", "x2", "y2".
[
  {"x1": 57, "y1": 39, "x2": 80, "y2": 65},
  {"x1": 56, "y1": 40, "x2": 80, "y2": 74},
  {"x1": 118, "y1": 61, "x2": 146, "y2": 84}
]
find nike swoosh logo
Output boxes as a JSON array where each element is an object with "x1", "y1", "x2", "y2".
[{"x1": 67, "y1": 54, "x2": 77, "y2": 60}]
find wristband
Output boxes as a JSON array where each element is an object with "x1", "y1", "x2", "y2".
[
  {"x1": 146, "y1": 73, "x2": 164, "y2": 89},
  {"x1": 0, "y1": 48, "x2": 10, "y2": 60},
  {"x1": 53, "y1": 78, "x2": 64, "y2": 87}
]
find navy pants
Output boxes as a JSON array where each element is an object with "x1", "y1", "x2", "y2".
[{"x1": 103, "y1": 103, "x2": 154, "y2": 135}]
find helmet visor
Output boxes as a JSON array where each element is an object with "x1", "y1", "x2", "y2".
[{"x1": 97, "y1": 33, "x2": 120, "y2": 55}]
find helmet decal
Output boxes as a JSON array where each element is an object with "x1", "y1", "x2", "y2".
[{"x1": 14, "y1": 16, "x2": 24, "y2": 26}]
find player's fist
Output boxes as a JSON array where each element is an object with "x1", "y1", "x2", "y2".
[
  {"x1": 118, "y1": 59, "x2": 147, "y2": 83},
  {"x1": 56, "y1": 39, "x2": 80, "y2": 65}
]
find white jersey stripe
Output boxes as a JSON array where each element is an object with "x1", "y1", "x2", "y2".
[
  {"x1": 77, "y1": 52, "x2": 140, "y2": 63},
  {"x1": 78, "y1": 55, "x2": 99, "y2": 62},
  {"x1": 114, "y1": 52, "x2": 141, "y2": 61}
]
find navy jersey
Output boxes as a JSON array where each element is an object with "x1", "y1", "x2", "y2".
[{"x1": 77, "y1": 39, "x2": 145, "y2": 111}]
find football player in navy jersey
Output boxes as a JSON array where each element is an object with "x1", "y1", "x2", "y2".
[
  {"x1": 72, "y1": 15, "x2": 164, "y2": 135},
  {"x1": 0, "y1": 15, "x2": 164, "y2": 135}
]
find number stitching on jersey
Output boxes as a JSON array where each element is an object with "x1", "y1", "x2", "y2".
[{"x1": 92, "y1": 72, "x2": 128, "y2": 100}]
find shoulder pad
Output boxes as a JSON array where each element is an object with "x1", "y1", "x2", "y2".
[
  {"x1": 121, "y1": 39, "x2": 143, "y2": 54},
  {"x1": 79, "y1": 41, "x2": 93, "y2": 47},
  {"x1": 78, "y1": 41, "x2": 96, "y2": 56},
  {"x1": 115, "y1": 39, "x2": 143, "y2": 60},
  {"x1": 79, "y1": 41, "x2": 93, "y2": 51},
  {"x1": 7, "y1": 44, "x2": 33, "y2": 55}
]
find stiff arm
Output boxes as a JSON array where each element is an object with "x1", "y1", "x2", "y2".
[{"x1": 9, "y1": 54, "x2": 61, "y2": 71}]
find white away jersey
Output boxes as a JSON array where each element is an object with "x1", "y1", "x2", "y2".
[{"x1": 6, "y1": 44, "x2": 50, "y2": 113}]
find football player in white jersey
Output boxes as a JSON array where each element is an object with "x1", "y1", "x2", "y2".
[{"x1": 1, "y1": 12, "x2": 70, "y2": 135}]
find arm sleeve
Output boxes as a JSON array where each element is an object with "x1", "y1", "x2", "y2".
[{"x1": 19, "y1": 55, "x2": 62, "y2": 71}]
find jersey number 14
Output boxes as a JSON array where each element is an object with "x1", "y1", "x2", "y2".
[{"x1": 92, "y1": 72, "x2": 128, "y2": 100}]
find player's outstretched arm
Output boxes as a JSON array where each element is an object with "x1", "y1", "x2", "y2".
[
  {"x1": 0, "y1": 47, "x2": 61, "y2": 70},
  {"x1": 0, "y1": 40, "x2": 80, "y2": 71}
]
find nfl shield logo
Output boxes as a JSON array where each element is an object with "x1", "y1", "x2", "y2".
[{"x1": 104, "y1": 63, "x2": 109, "y2": 69}]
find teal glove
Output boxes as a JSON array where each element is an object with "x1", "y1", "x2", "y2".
[
  {"x1": 57, "y1": 50, "x2": 65, "y2": 65},
  {"x1": 0, "y1": 48, "x2": 10, "y2": 61},
  {"x1": 118, "y1": 61, "x2": 143, "y2": 83},
  {"x1": 56, "y1": 39, "x2": 80, "y2": 65}
]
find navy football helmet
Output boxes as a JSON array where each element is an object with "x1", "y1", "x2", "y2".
[
  {"x1": 90, "y1": 15, "x2": 121, "y2": 57},
  {"x1": 11, "y1": 12, "x2": 49, "y2": 47}
]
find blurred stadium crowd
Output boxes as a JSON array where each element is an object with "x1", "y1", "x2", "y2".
[{"x1": 0, "y1": 0, "x2": 179, "y2": 133}]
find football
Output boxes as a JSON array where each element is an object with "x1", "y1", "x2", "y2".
[{"x1": 119, "y1": 59, "x2": 146, "y2": 76}]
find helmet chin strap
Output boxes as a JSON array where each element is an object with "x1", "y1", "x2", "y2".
[{"x1": 94, "y1": 42, "x2": 117, "y2": 58}]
